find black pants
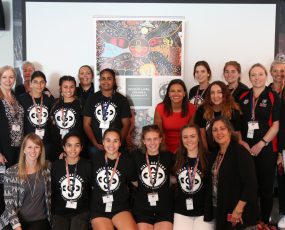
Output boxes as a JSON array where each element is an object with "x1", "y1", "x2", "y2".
[
  {"x1": 52, "y1": 212, "x2": 89, "y2": 230},
  {"x1": 278, "y1": 165, "x2": 285, "y2": 214},
  {"x1": 21, "y1": 219, "x2": 50, "y2": 230},
  {"x1": 254, "y1": 149, "x2": 276, "y2": 223}
]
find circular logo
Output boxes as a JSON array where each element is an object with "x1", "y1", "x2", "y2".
[
  {"x1": 60, "y1": 176, "x2": 83, "y2": 201},
  {"x1": 177, "y1": 168, "x2": 202, "y2": 194},
  {"x1": 95, "y1": 103, "x2": 116, "y2": 124},
  {"x1": 96, "y1": 168, "x2": 120, "y2": 192},
  {"x1": 140, "y1": 163, "x2": 166, "y2": 189},
  {"x1": 54, "y1": 108, "x2": 76, "y2": 129},
  {"x1": 28, "y1": 105, "x2": 48, "y2": 127}
]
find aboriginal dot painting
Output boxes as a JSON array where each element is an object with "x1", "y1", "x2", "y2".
[{"x1": 95, "y1": 19, "x2": 184, "y2": 77}]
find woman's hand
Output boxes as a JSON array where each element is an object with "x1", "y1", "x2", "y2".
[
  {"x1": 95, "y1": 143, "x2": 104, "y2": 150},
  {"x1": 59, "y1": 152, "x2": 66, "y2": 159},
  {"x1": 250, "y1": 141, "x2": 264, "y2": 156},
  {"x1": 239, "y1": 140, "x2": 251, "y2": 152},
  {"x1": 0, "y1": 153, "x2": 7, "y2": 164},
  {"x1": 230, "y1": 207, "x2": 243, "y2": 226}
]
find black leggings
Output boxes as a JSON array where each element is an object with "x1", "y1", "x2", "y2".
[{"x1": 254, "y1": 150, "x2": 276, "y2": 223}]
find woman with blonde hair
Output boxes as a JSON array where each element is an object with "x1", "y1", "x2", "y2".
[{"x1": 0, "y1": 133, "x2": 51, "y2": 230}]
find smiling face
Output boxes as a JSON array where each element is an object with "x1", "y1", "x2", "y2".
[
  {"x1": 79, "y1": 66, "x2": 93, "y2": 87},
  {"x1": 249, "y1": 66, "x2": 267, "y2": 89},
  {"x1": 63, "y1": 136, "x2": 82, "y2": 162},
  {"x1": 210, "y1": 84, "x2": 223, "y2": 106},
  {"x1": 194, "y1": 65, "x2": 209, "y2": 84},
  {"x1": 168, "y1": 83, "x2": 186, "y2": 104},
  {"x1": 24, "y1": 139, "x2": 42, "y2": 164},
  {"x1": 212, "y1": 120, "x2": 231, "y2": 146},
  {"x1": 181, "y1": 127, "x2": 199, "y2": 154},
  {"x1": 103, "y1": 131, "x2": 121, "y2": 156},
  {"x1": 224, "y1": 65, "x2": 240, "y2": 85},
  {"x1": 61, "y1": 80, "x2": 76, "y2": 100},
  {"x1": 143, "y1": 130, "x2": 162, "y2": 155},
  {"x1": 271, "y1": 63, "x2": 285, "y2": 85},
  {"x1": 99, "y1": 71, "x2": 115, "y2": 92},
  {"x1": 0, "y1": 69, "x2": 16, "y2": 91}
]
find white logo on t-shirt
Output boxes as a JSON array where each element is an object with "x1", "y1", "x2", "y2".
[
  {"x1": 59, "y1": 174, "x2": 84, "y2": 201},
  {"x1": 140, "y1": 163, "x2": 166, "y2": 189},
  {"x1": 94, "y1": 102, "x2": 117, "y2": 124},
  {"x1": 54, "y1": 108, "x2": 76, "y2": 129},
  {"x1": 28, "y1": 105, "x2": 49, "y2": 127},
  {"x1": 96, "y1": 167, "x2": 120, "y2": 192},
  {"x1": 177, "y1": 167, "x2": 202, "y2": 194}
]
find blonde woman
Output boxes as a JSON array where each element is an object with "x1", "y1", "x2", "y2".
[{"x1": 0, "y1": 133, "x2": 51, "y2": 230}]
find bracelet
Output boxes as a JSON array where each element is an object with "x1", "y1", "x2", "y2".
[{"x1": 261, "y1": 138, "x2": 269, "y2": 146}]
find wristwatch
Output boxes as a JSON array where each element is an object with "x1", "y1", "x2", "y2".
[{"x1": 261, "y1": 138, "x2": 269, "y2": 146}]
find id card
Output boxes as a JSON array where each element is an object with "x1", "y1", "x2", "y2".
[
  {"x1": 102, "y1": 194, "x2": 114, "y2": 203},
  {"x1": 248, "y1": 121, "x2": 259, "y2": 131},
  {"x1": 66, "y1": 201, "x2": 77, "y2": 209},
  {"x1": 60, "y1": 129, "x2": 69, "y2": 138},
  {"x1": 105, "y1": 202, "x2": 112, "y2": 212},
  {"x1": 148, "y1": 193, "x2": 159, "y2": 206},
  {"x1": 35, "y1": 129, "x2": 45, "y2": 139},
  {"x1": 12, "y1": 124, "x2": 20, "y2": 131},
  {"x1": 100, "y1": 122, "x2": 110, "y2": 129},
  {"x1": 186, "y1": 198, "x2": 194, "y2": 210},
  {"x1": 247, "y1": 129, "x2": 254, "y2": 139}
]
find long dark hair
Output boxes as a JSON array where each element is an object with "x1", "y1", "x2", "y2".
[
  {"x1": 203, "y1": 81, "x2": 240, "y2": 121},
  {"x1": 162, "y1": 79, "x2": 189, "y2": 117},
  {"x1": 173, "y1": 124, "x2": 208, "y2": 175}
]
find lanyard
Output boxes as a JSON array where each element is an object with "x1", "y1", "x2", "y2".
[
  {"x1": 194, "y1": 85, "x2": 207, "y2": 108},
  {"x1": 213, "y1": 152, "x2": 225, "y2": 178},
  {"x1": 186, "y1": 157, "x2": 199, "y2": 194},
  {"x1": 105, "y1": 152, "x2": 121, "y2": 194},
  {"x1": 146, "y1": 153, "x2": 160, "y2": 191},
  {"x1": 31, "y1": 94, "x2": 43, "y2": 127},
  {"x1": 250, "y1": 90, "x2": 259, "y2": 121},
  {"x1": 61, "y1": 103, "x2": 67, "y2": 123},
  {"x1": 101, "y1": 94, "x2": 112, "y2": 122},
  {"x1": 65, "y1": 159, "x2": 77, "y2": 190}
]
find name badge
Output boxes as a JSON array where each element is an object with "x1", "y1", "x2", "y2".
[
  {"x1": 66, "y1": 201, "x2": 77, "y2": 209},
  {"x1": 12, "y1": 124, "x2": 20, "y2": 131},
  {"x1": 248, "y1": 121, "x2": 259, "y2": 131},
  {"x1": 247, "y1": 129, "x2": 254, "y2": 139},
  {"x1": 35, "y1": 129, "x2": 45, "y2": 139},
  {"x1": 60, "y1": 129, "x2": 69, "y2": 138},
  {"x1": 186, "y1": 198, "x2": 194, "y2": 210},
  {"x1": 148, "y1": 193, "x2": 159, "y2": 206},
  {"x1": 102, "y1": 194, "x2": 114, "y2": 203},
  {"x1": 105, "y1": 201, "x2": 112, "y2": 212},
  {"x1": 100, "y1": 122, "x2": 110, "y2": 129}
]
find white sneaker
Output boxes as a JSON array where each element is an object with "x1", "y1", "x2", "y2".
[{"x1": 278, "y1": 216, "x2": 285, "y2": 229}]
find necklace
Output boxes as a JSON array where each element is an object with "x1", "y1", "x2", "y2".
[{"x1": 27, "y1": 173, "x2": 37, "y2": 199}]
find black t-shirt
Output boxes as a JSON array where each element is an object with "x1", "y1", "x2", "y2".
[
  {"x1": 91, "y1": 152, "x2": 136, "y2": 214},
  {"x1": 132, "y1": 150, "x2": 174, "y2": 213},
  {"x1": 51, "y1": 158, "x2": 92, "y2": 216},
  {"x1": 229, "y1": 82, "x2": 249, "y2": 102},
  {"x1": 175, "y1": 157, "x2": 206, "y2": 217},
  {"x1": 18, "y1": 93, "x2": 54, "y2": 144},
  {"x1": 50, "y1": 98, "x2": 83, "y2": 145},
  {"x1": 194, "y1": 105, "x2": 241, "y2": 151},
  {"x1": 239, "y1": 87, "x2": 280, "y2": 148},
  {"x1": 75, "y1": 83, "x2": 94, "y2": 108},
  {"x1": 83, "y1": 91, "x2": 131, "y2": 144},
  {"x1": 189, "y1": 85, "x2": 208, "y2": 108}
]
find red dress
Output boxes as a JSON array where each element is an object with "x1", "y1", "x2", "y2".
[{"x1": 155, "y1": 102, "x2": 196, "y2": 153}]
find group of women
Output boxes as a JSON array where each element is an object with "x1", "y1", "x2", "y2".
[{"x1": 0, "y1": 57, "x2": 284, "y2": 230}]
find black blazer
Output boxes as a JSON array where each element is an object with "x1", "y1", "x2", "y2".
[{"x1": 204, "y1": 141, "x2": 259, "y2": 230}]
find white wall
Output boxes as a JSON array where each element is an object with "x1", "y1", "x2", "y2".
[
  {"x1": 0, "y1": 0, "x2": 13, "y2": 67},
  {"x1": 25, "y1": 2, "x2": 276, "y2": 97}
]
